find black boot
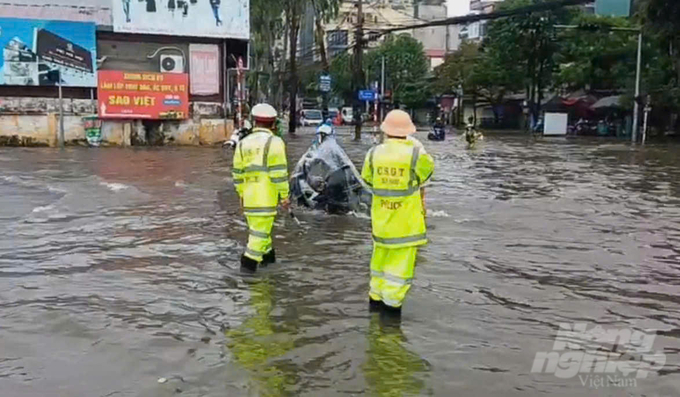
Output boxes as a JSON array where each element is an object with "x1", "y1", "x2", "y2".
[
  {"x1": 240, "y1": 255, "x2": 259, "y2": 272},
  {"x1": 262, "y1": 249, "x2": 276, "y2": 265},
  {"x1": 381, "y1": 304, "x2": 402, "y2": 319},
  {"x1": 369, "y1": 298, "x2": 383, "y2": 313}
]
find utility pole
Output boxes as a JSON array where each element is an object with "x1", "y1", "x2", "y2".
[
  {"x1": 352, "y1": 0, "x2": 364, "y2": 140},
  {"x1": 632, "y1": 31, "x2": 642, "y2": 144}
]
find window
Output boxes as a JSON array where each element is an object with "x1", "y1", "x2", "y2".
[
  {"x1": 327, "y1": 30, "x2": 348, "y2": 48},
  {"x1": 327, "y1": 30, "x2": 348, "y2": 57}
]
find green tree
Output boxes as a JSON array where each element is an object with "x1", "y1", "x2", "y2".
[
  {"x1": 365, "y1": 34, "x2": 430, "y2": 110},
  {"x1": 250, "y1": 0, "x2": 285, "y2": 107},
  {"x1": 329, "y1": 52, "x2": 353, "y2": 104},
  {"x1": 485, "y1": 0, "x2": 573, "y2": 125},
  {"x1": 553, "y1": 14, "x2": 637, "y2": 92},
  {"x1": 639, "y1": 0, "x2": 680, "y2": 132}
]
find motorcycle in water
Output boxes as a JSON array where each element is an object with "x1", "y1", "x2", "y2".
[
  {"x1": 290, "y1": 128, "x2": 371, "y2": 215},
  {"x1": 427, "y1": 123, "x2": 446, "y2": 141}
]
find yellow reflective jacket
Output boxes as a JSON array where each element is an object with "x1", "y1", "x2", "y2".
[
  {"x1": 361, "y1": 137, "x2": 434, "y2": 248},
  {"x1": 232, "y1": 128, "x2": 289, "y2": 216}
]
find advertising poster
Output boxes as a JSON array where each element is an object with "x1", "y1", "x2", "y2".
[
  {"x1": 113, "y1": 0, "x2": 249, "y2": 39},
  {"x1": 0, "y1": 18, "x2": 97, "y2": 87},
  {"x1": 189, "y1": 44, "x2": 219, "y2": 95},
  {"x1": 97, "y1": 71, "x2": 189, "y2": 119}
]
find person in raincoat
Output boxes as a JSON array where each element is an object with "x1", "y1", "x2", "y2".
[
  {"x1": 361, "y1": 110, "x2": 435, "y2": 316},
  {"x1": 290, "y1": 121, "x2": 370, "y2": 214},
  {"x1": 232, "y1": 103, "x2": 290, "y2": 271}
]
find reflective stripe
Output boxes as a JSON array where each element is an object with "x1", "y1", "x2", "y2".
[
  {"x1": 372, "y1": 234, "x2": 427, "y2": 245},
  {"x1": 244, "y1": 207, "x2": 277, "y2": 213},
  {"x1": 372, "y1": 186, "x2": 419, "y2": 197},
  {"x1": 240, "y1": 164, "x2": 288, "y2": 173},
  {"x1": 233, "y1": 178, "x2": 244, "y2": 185},
  {"x1": 262, "y1": 135, "x2": 274, "y2": 166},
  {"x1": 382, "y1": 273, "x2": 413, "y2": 286},
  {"x1": 368, "y1": 147, "x2": 376, "y2": 180},
  {"x1": 246, "y1": 248, "x2": 264, "y2": 258},
  {"x1": 249, "y1": 229, "x2": 270, "y2": 238},
  {"x1": 410, "y1": 146, "x2": 421, "y2": 185},
  {"x1": 268, "y1": 164, "x2": 287, "y2": 172},
  {"x1": 244, "y1": 165, "x2": 268, "y2": 172},
  {"x1": 371, "y1": 270, "x2": 412, "y2": 285},
  {"x1": 382, "y1": 298, "x2": 403, "y2": 308},
  {"x1": 270, "y1": 176, "x2": 288, "y2": 183}
]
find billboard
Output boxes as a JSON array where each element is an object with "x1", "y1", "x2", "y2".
[
  {"x1": 0, "y1": 18, "x2": 97, "y2": 87},
  {"x1": 189, "y1": 44, "x2": 219, "y2": 95},
  {"x1": 97, "y1": 70, "x2": 189, "y2": 119},
  {"x1": 595, "y1": 0, "x2": 631, "y2": 17},
  {"x1": 112, "y1": 0, "x2": 249, "y2": 39}
]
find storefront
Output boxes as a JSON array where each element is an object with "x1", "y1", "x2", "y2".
[{"x1": 0, "y1": 0, "x2": 249, "y2": 146}]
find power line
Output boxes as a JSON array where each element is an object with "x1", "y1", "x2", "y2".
[{"x1": 380, "y1": 0, "x2": 593, "y2": 35}]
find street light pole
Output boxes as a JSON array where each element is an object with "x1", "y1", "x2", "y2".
[
  {"x1": 381, "y1": 55, "x2": 385, "y2": 121},
  {"x1": 632, "y1": 31, "x2": 642, "y2": 144}
]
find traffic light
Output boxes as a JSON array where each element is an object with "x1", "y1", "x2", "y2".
[{"x1": 595, "y1": 0, "x2": 632, "y2": 17}]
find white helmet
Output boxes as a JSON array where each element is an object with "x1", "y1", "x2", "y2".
[
  {"x1": 251, "y1": 103, "x2": 278, "y2": 123},
  {"x1": 317, "y1": 124, "x2": 333, "y2": 136}
]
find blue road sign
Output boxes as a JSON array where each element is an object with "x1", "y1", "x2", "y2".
[
  {"x1": 320, "y1": 75, "x2": 331, "y2": 92},
  {"x1": 358, "y1": 90, "x2": 376, "y2": 101}
]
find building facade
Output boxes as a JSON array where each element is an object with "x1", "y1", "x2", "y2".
[
  {"x1": 413, "y1": 1, "x2": 460, "y2": 69},
  {"x1": 460, "y1": 0, "x2": 504, "y2": 41},
  {"x1": 0, "y1": 0, "x2": 249, "y2": 146}
]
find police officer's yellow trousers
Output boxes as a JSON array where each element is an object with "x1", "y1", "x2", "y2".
[
  {"x1": 244, "y1": 215, "x2": 275, "y2": 262},
  {"x1": 369, "y1": 246, "x2": 417, "y2": 308}
]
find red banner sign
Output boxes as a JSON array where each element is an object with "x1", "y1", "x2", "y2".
[{"x1": 97, "y1": 71, "x2": 189, "y2": 119}]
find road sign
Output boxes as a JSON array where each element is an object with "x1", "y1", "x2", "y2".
[
  {"x1": 320, "y1": 75, "x2": 331, "y2": 92},
  {"x1": 358, "y1": 90, "x2": 376, "y2": 101}
]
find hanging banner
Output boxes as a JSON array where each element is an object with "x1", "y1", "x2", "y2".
[
  {"x1": 189, "y1": 44, "x2": 219, "y2": 95},
  {"x1": 97, "y1": 70, "x2": 189, "y2": 119},
  {"x1": 112, "y1": 0, "x2": 249, "y2": 39},
  {"x1": 0, "y1": 18, "x2": 97, "y2": 87}
]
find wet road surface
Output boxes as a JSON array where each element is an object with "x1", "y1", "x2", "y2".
[{"x1": 1, "y1": 128, "x2": 680, "y2": 396}]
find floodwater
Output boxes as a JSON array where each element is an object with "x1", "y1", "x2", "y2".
[{"x1": 1, "y1": 128, "x2": 680, "y2": 397}]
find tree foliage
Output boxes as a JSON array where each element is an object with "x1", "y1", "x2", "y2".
[
  {"x1": 553, "y1": 14, "x2": 637, "y2": 92},
  {"x1": 365, "y1": 34, "x2": 430, "y2": 109}
]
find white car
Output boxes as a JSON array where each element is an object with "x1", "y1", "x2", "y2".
[
  {"x1": 301, "y1": 109, "x2": 324, "y2": 126},
  {"x1": 341, "y1": 107, "x2": 354, "y2": 124}
]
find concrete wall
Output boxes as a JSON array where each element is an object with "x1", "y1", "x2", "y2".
[{"x1": 0, "y1": 97, "x2": 233, "y2": 147}]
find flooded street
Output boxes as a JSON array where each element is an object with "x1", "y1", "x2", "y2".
[{"x1": 2, "y1": 128, "x2": 680, "y2": 396}]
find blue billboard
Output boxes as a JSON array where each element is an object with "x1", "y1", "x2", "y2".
[{"x1": 0, "y1": 18, "x2": 97, "y2": 87}]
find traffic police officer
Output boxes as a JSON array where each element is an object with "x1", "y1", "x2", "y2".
[
  {"x1": 232, "y1": 103, "x2": 290, "y2": 271},
  {"x1": 361, "y1": 110, "x2": 435, "y2": 315}
]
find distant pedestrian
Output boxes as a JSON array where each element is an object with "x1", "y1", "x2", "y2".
[
  {"x1": 210, "y1": 0, "x2": 222, "y2": 26},
  {"x1": 122, "y1": 0, "x2": 131, "y2": 22}
]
